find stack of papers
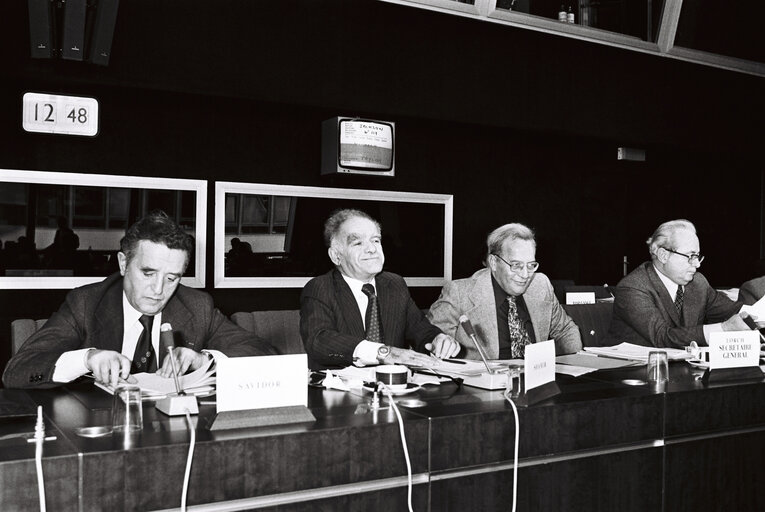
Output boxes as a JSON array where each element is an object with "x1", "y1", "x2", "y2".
[
  {"x1": 583, "y1": 343, "x2": 691, "y2": 362},
  {"x1": 95, "y1": 357, "x2": 216, "y2": 399}
]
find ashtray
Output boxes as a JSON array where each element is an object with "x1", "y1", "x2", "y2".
[{"x1": 74, "y1": 426, "x2": 112, "y2": 438}]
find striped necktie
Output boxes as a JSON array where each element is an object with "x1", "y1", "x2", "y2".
[
  {"x1": 674, "y1": 285, "x2": 684, "y2": 325},
  {"x1": 362, "y1": 283, "x2": 383, "y2": 343}
]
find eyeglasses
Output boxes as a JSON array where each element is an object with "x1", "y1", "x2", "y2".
[
  {"x1": 663, "y1": 248, "x2": 705, "y2": 264},
  {"x1": 492, "y1": 254, "x2": 539, "y2": 274}
]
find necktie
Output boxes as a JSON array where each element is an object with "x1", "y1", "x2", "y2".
[
  {"x1": 132, "y1": 314, "x2": 156, "y2": 373},
  {"x1": 507, "y1": 296, "x2": 531, "y2": 359},
  {"x1": 674, "y1": 285, "x2": 684, "y2": 325},
  {"x1": 361, "y1": 283, "x2": 383, "y2": 344}
]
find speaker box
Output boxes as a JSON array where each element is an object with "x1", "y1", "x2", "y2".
[
  {"x1": 87, "y1": 0, "x2": 119, "y2": 65},
  {"x1": 61, "y1": 0, "x2": 87, "y2": 61},
  {"x1": 28, "y1": 0, "x2": 55, "y2": 59}
]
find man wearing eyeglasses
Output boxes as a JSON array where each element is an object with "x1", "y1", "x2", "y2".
[
  {"x1": 607, "y1": 219, "x2": 748, "y2": 348},
  {"x1": 427, "y1": 223, "x2": 581, "y2": 360}
]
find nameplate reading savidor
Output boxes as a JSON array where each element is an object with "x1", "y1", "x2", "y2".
[{"x1": 216, "y1": 354, "x2": 308, "y2": 412}]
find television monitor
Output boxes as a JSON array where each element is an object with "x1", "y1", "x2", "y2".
[{"x1": 321, "y1": 117, "x2": 395, "y2": 177}]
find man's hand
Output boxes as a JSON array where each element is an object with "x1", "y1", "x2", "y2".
[
  {"x1": 85, "y1": 349, "x2": 132, "y2": 389},
  {"x1": 387, "y1": 346, "x2": 439, "y2": 368},
  {"x1": 157, "y1": 347, "x2": 207, "y2": 378},
  {"x1": 425, "y1": 333, "x2": 461, "y2": 359},
  {"x1": 722, "y1": 313, "x2": 752, "y2": 332}
]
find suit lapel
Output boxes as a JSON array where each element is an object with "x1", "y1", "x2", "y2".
[
  {"x1": 333, "y1": 270, "x2": 366, "y2": 338},
  {"x1": 375, "y1": 273, "x2": 398, "y2": 344},
  {"x1": 524, "y1": 277, "x2": 549, "y2": 342},
  {"x1": 162, "y1": 290, "x2": 195, "y2": 348},
  {"x1": 466, "y1": 270, "x2": 500, "y2": 359},
  {"x1": 646, "y1": 264, "x2": 683, "y2": 326},
  {"x1": 92, "y1": 278, "x2": 125, "y2": 352}
]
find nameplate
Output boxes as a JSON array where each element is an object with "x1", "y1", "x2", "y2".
[
  {"x1": 524, "y1": 339, "x2": 556, "y2": 391},
  {"x1": 216, "y1": 354, "x2": 308, "y2": 412},
  {"x1": 566, "y1": 292, "x2": 595, "y2": 305},
  {"x1": 708, "y1": 331, "x2": 760, "y2": 370}
]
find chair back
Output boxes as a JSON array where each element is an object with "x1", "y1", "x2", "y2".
[
  {"x1": 562, "y1": 303, "x2": 613, "y2": 347},
  {"x1": 11, "y1": 319, "x2": 48, "y2": 355},
  {"x1": 230, "y1": 310, "x2": 304, "y2": 355}
]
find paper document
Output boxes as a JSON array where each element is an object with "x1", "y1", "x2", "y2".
[
  {"x1": 557, "y1": 353, "x2": 642, "y2": 369},
  {"x1": 96, "y1": 356, "x2": 216, "y2": 397},
  {"x1": 554, "y1": 364, "x2": 597, "y2": 377},
  {"x1": 584, "y1": 343, "x2": 691, "y2": 362},
  {"x1": 740, "y1": 294, "x2": 765, "y2": 322}
]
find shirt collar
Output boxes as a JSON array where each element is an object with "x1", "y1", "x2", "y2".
[
  {"x1": 339, "y1": 272, "x2": 377, "y2": 295},
  {"x1": 122, "y1": 293, "x2": 162, "y2": 325},
  {"x1": 653, "y1": 264, "x2": 680, "y2": 300}
]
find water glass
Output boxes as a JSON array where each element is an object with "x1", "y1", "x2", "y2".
[
  {"x1": 647, "y1": 351, "x2": 669, "y2": 386},
  {"x1": 112, "y1": 384, "x2": 143, "y2": 433}
]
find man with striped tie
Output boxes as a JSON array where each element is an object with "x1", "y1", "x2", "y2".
[
  {"x1": 607, "y1": 219, "x2": 748, "y2": 348},
  {"x1": 300, "y1": 209, "x2": 459, "y2": 370}
]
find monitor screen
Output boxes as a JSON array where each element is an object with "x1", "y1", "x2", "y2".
[{"x1": 338, "y1": 119, "x2": 394, "y2": 171}]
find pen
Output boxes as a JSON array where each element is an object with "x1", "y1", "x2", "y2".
[{"x1": 444, "y1": 359, "x2": 467, "y2": 365}]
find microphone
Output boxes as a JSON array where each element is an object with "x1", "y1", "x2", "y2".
[
  {"x1": 155, "y1": 323, "x2": 199, "y2": 416},
  {"x1": 160, "y1": 323, "x2": 175, "y2": 353},
  {"x1": 159, "y1": 323, "x2": 184, "y2": 395},
  {"x1": 459, "y1": 315, "x2": 497, "y2": 374}
]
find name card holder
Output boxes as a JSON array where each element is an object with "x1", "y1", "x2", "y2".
[
  {"x1": 208, "y1": 406, "x2": 316, "y2": 431},
  {"x1": 513, "y1": 340, "x2": 560, "y2": 407},
  {"x1": 702, "y1": 331, "x2": 763, "y2": 383},
  {"x1": 208, "y1": 355, "x2": 316, "y2": 431}
]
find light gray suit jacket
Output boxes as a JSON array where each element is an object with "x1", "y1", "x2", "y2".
[{"x1": 427, "y1": 268, "x2": 582, "y2": 359}]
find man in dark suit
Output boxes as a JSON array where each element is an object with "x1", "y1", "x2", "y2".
[
  {"x1": 300, "y1": 209, "x2": 459, "y2": 370},
  {"x1": 428, "y1": 223, "x2": 581, "y2": 360},
  {"x1": 3, "y1": 211, "x2": 275, "y2": 389},
  {"x1": 606, "y1": 219, "x2": 747, "y2": 348}
]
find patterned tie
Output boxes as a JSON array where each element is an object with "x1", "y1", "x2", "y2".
[
  {"x1": 132, "y1": 314, "x2": 156, "y2": 373},
  {"x1": 674, "y1": 285, "x2": 684, "y2": 325},
  {"x1": 507, "y1": 296, "x2": 531, "y2": 359},
  {"x1": 361, "y1": 283, "x2": 383, "y2": 344}
]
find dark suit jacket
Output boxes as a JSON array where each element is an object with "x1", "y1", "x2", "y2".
[
  {"x1": 300, "y1": 269, "x2": 442, "y2": 369},
  {"x1": 427, "y1": 268, "x2": 582, "y2": 359},
  {"x1": 2, "y1": 273, "x2": 276, "y2": 389},
  {"x1": 606, "y1": 262, "x2": 741, "y2": 348},
  {"x1": 738, "y1": 276, "x2": 765, "y2": 305}
]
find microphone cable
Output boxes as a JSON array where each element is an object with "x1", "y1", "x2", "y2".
[
  {"x1": 379, "y1": 383, "x2": 414, "y2": 512},
  {"x1": 502, "y1": 390, "x2": 520, "y2": 512},
  {"x1": 181, "y1": 409, "x2": 197, "y2": 512},
  {"x1": 33, "y1": 406, "x2": 47, "y2": 512}
]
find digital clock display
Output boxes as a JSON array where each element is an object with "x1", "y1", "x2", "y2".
[{"x1": 22, "y1": 92, "x2": 99, "y2": 137}]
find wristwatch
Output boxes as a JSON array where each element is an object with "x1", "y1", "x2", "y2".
[{"x1": 376, "y1": 345, "x2": 391, "y2": 363}]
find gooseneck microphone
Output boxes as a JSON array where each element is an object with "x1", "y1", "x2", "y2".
[
  {"x1": 160, "y1": 323, "x2": 184, "y2": 396},
  {"x1": 459, "y1": 315, "x2": 496, "y2": 374}
]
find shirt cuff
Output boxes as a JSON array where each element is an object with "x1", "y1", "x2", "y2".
[
  {"x1": 353, "y1": 340, "x2": 383, "y2": 367},
  {"x1": 52, "y1": 348, "x2": 94, "y2": 383},
  {"x1": 702, "y1": 323, "x2": 723, "y2": 344}
]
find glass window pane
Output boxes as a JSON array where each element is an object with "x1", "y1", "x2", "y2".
[
  {"x1": 675, "y1": 0, "x2": 764, "y2": 63},
  {"x1": 496, "y1": 0, "x2": 665, "y2": 42},
  {"x1": 73, "y1": 186, "x2": 105, "y2": 229}
]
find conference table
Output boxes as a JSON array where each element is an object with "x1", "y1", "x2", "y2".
[{"x1": 1, "y1": 362, "x2": 764, "y2": 511}]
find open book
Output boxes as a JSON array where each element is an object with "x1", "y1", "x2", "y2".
[{"x1": 95, "y1": 356, "x2": 216, "y2": 398}]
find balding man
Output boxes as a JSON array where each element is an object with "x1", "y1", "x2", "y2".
[{"x1": 606, "y1": 219, "x2": 748, "y2": 348}]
